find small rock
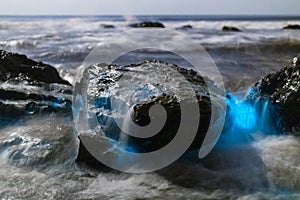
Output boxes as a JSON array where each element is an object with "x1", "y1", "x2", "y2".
[
  {"x1": 101, "y1": 24, "x2": 115, "y2": 29},
  {"x1": 129, "y1": 21, "x2": 165, "y2": 28},
  {"x1": 222, "y1": 26, "x2": 241, "y2": 32},
  {"x1": 177, "y1": 25, "x2": 193, "y2": 30}
]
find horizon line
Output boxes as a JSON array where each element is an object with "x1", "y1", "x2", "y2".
[{"x1": 1, "y1": 14, "x2": 300, "y2": 17}]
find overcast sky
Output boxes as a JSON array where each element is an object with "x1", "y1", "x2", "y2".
[{"x1": 0, "y1": 0, "x2": 299, "y2": 15}]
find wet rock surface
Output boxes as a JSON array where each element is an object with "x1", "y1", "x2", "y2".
[
  {"x1": 129, "y1": 21, "x2": 165, "y2": 28},
  {"x1": 252, "y1": 56, "x2": 300, "y2": 134},
  {"x1": 0, "y1": 50, "x2": 70, "y2": 85},
  {"x1": 132, "y1": 94, "x2": 212, "y2": 152},
  {"x1": 0, "y1": 50, "x2": 72, "y2": 118},
  {"x1": 76, "y1": 60, "x2": 225, "y2": 167}
]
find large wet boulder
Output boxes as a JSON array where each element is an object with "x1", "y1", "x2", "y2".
[
  {"x1": 251, "y1": 56, "x2": 300, "y2": 134},
  {"x1": 283, "y1": 24, "x2": 300, "y2": 30},
  {"x1": 0, "y1": 50, "x2": 72, "y2": 118},
  {"x1": 76, "y1": 60, "x2": 225, "y2": 167},
  {"x1": 129, "y1": 21, "x2": 165, "y2": 28},
  {"x1": 222, "y1": 26, "x2": 241, "y2": 32}
]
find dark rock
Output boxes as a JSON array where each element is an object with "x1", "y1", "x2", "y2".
[
  {"x1": 0, "y1": 50, "x2": 70, "y2": 85},
  {"x1": 177, "y1": 25, "x2": 193, "y2": 30},
  {"x1": 76, "y1": 60, "x2": 225, "y2": 167},
  {"x1": 283, "y1": 24, "x2": 300, "y2": 30},
  {"x1": 131, "y1": 94, "x2": 212, "y2": 152},
  {"x1": 0, "y1": 101, "x2": 24, "y2": 118},
  {"x1": 222, "y1": 26, "x2": 241, "y2": 32},
  {"x1": 129, "y1": 21, "x2": 165, "y2": 28},
  {"x1": 0, "y1": 50, "x2": 72, "y2": 118},
  {"x1": 101, "y1": 24, "x2": 115, "y2": 29},
  {"x1": 76, "y1": 137, "x2": 116, "y2": 172},
  {"x1": 252, "y1": 56, "x2": 300, "y2": 134}
]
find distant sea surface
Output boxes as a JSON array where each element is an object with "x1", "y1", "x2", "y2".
[
  {"x1": 1, "y1": 15, "x2": 300, "y2": 91},
  {"x1": 0, "y1": 15, "x2": 300, "y2": 199},
  {"x1": 0, "y1": 15, "x2": 299, "y2": 89}
]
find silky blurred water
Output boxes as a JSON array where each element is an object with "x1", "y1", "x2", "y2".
[{"x1": 0, "y1": 15, "x2": 300, "y2": 199}]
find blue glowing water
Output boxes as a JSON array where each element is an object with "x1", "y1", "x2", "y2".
[
  {"x1": 226, "y1": 94, "x2": 257, "y2": 131},
  {"x1": 217, "y1": 90, "x2": 281, "y2": 148},
  {"x1": 93, "y1": 87, "x2": 282, "y2": 151}
]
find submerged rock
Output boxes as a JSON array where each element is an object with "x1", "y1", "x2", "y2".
[
  {"x1": 0, "y1": 50, "x2": 72, "y2": 118},
  {"x1": 251, "y1": 56, "x2": 300, "y2": 134},
  {"x1": 100, "y1": 24, "x2": 115, "y2": 29},
  {"x1": 222, "y1": 26, "x2": 241, "y2": 32},
  {"x1": 283, "y1": 24, "x2": 300, "y2": 30},
  {"x1": 177, "y1": 25, "x2": 193, "y2": 30},
  {"x1": 129, "y1": 21, "x2": 165, "y2": 28},
  {"x1": 76, "y1": 60, "x2": 225, "y2": 167}
]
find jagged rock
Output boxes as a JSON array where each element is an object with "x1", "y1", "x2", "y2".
[
  {"x1": 76, "y1": 60, "x2": 225, "y2": 167},
  {"x1": 129, "y1": 21, "x2": 165, "y2": 28},
  {"x1": 0, "y1": 50, "x2": 70, "y2": 85},
  {"x1": 0, "y1": 50, "x2": 72, "y2": 118},
  {"x1": 283, "y1": 24, "x2": 300, "y2": 30},
  {"x1": 252, "y1": 56, "x2": 300, "y2": 134},
  {"x1": 222, "y1": 26, "x2": 241, "y2": 32}
]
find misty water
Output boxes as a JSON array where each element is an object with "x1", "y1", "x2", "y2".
[{"x1": 0, "y1": 15, "x2": 300, "y2": 199}]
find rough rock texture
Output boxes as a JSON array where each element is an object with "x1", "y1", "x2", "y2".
[
  {"x1": 129, "y1": 21, "x2": 165, "y2": 28},
  {"x1": 283, "y1": 24, "x2": 300, "y2": 30},
  {"x1": 222, "y1": 26, "x2": 241, "y2": 32},
  {"x1": 0, "y1": 50, "x2": 70, "y2": 85},
  {"x1": 76, "y1": 60, "x2": 225, "y2": 167},
  {"x1": 0, "y1": 50, "x2": 72, "y2": 118},
  {"x1": 252, "y1": 56, "x2": 300, "y2": 134},
  {"x1": 132, "y1": 94, "x2": 212, "y2": 152}
]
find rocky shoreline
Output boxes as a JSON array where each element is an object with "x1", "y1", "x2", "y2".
[
  {"x1": 0, "y1": 50, "x2": 299, "y2": 169},
  {"x1": 0, "y1": 50, "x2": 72, "y2": 118}
]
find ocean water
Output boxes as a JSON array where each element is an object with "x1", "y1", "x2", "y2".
[{"x1": 0, "y1": 15, "x2": 300, "y2": 199}]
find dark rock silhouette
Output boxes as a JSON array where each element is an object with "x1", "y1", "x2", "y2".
[
  {"x1": 0, "y1": 50, "x2": 70, "y2": 85},
  {"x1": 283, "y1": 24, "x2": 300, "y2": 30},
  {"x1": 177, "y1": 25, "x2": 193, "y2": 30},
  {"x1": 129, "y1": 21, "x2": 165, "y2": 28},
  {"x1": 222, "y1": 26, "x2": 241, "y2": 32},
  {"x1": 101, "y1": 24, "x2": 115, "y2": 29}
]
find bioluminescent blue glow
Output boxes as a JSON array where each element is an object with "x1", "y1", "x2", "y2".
[
  {"x1": 49, "y1": 96, "x2": 67, "y2": 109},
  {"x1": 226, "y1": 94, "x2": 257, "y2": 130},
  {"x1": 95, "y1": 97, "x2": 112, "y2": 110},
  {"x1": 93, "y1": 88, "x2": 282, "y2": 151},
  {"x1": 217, "y1": 91, "x2": 281, "y2": 148}
]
